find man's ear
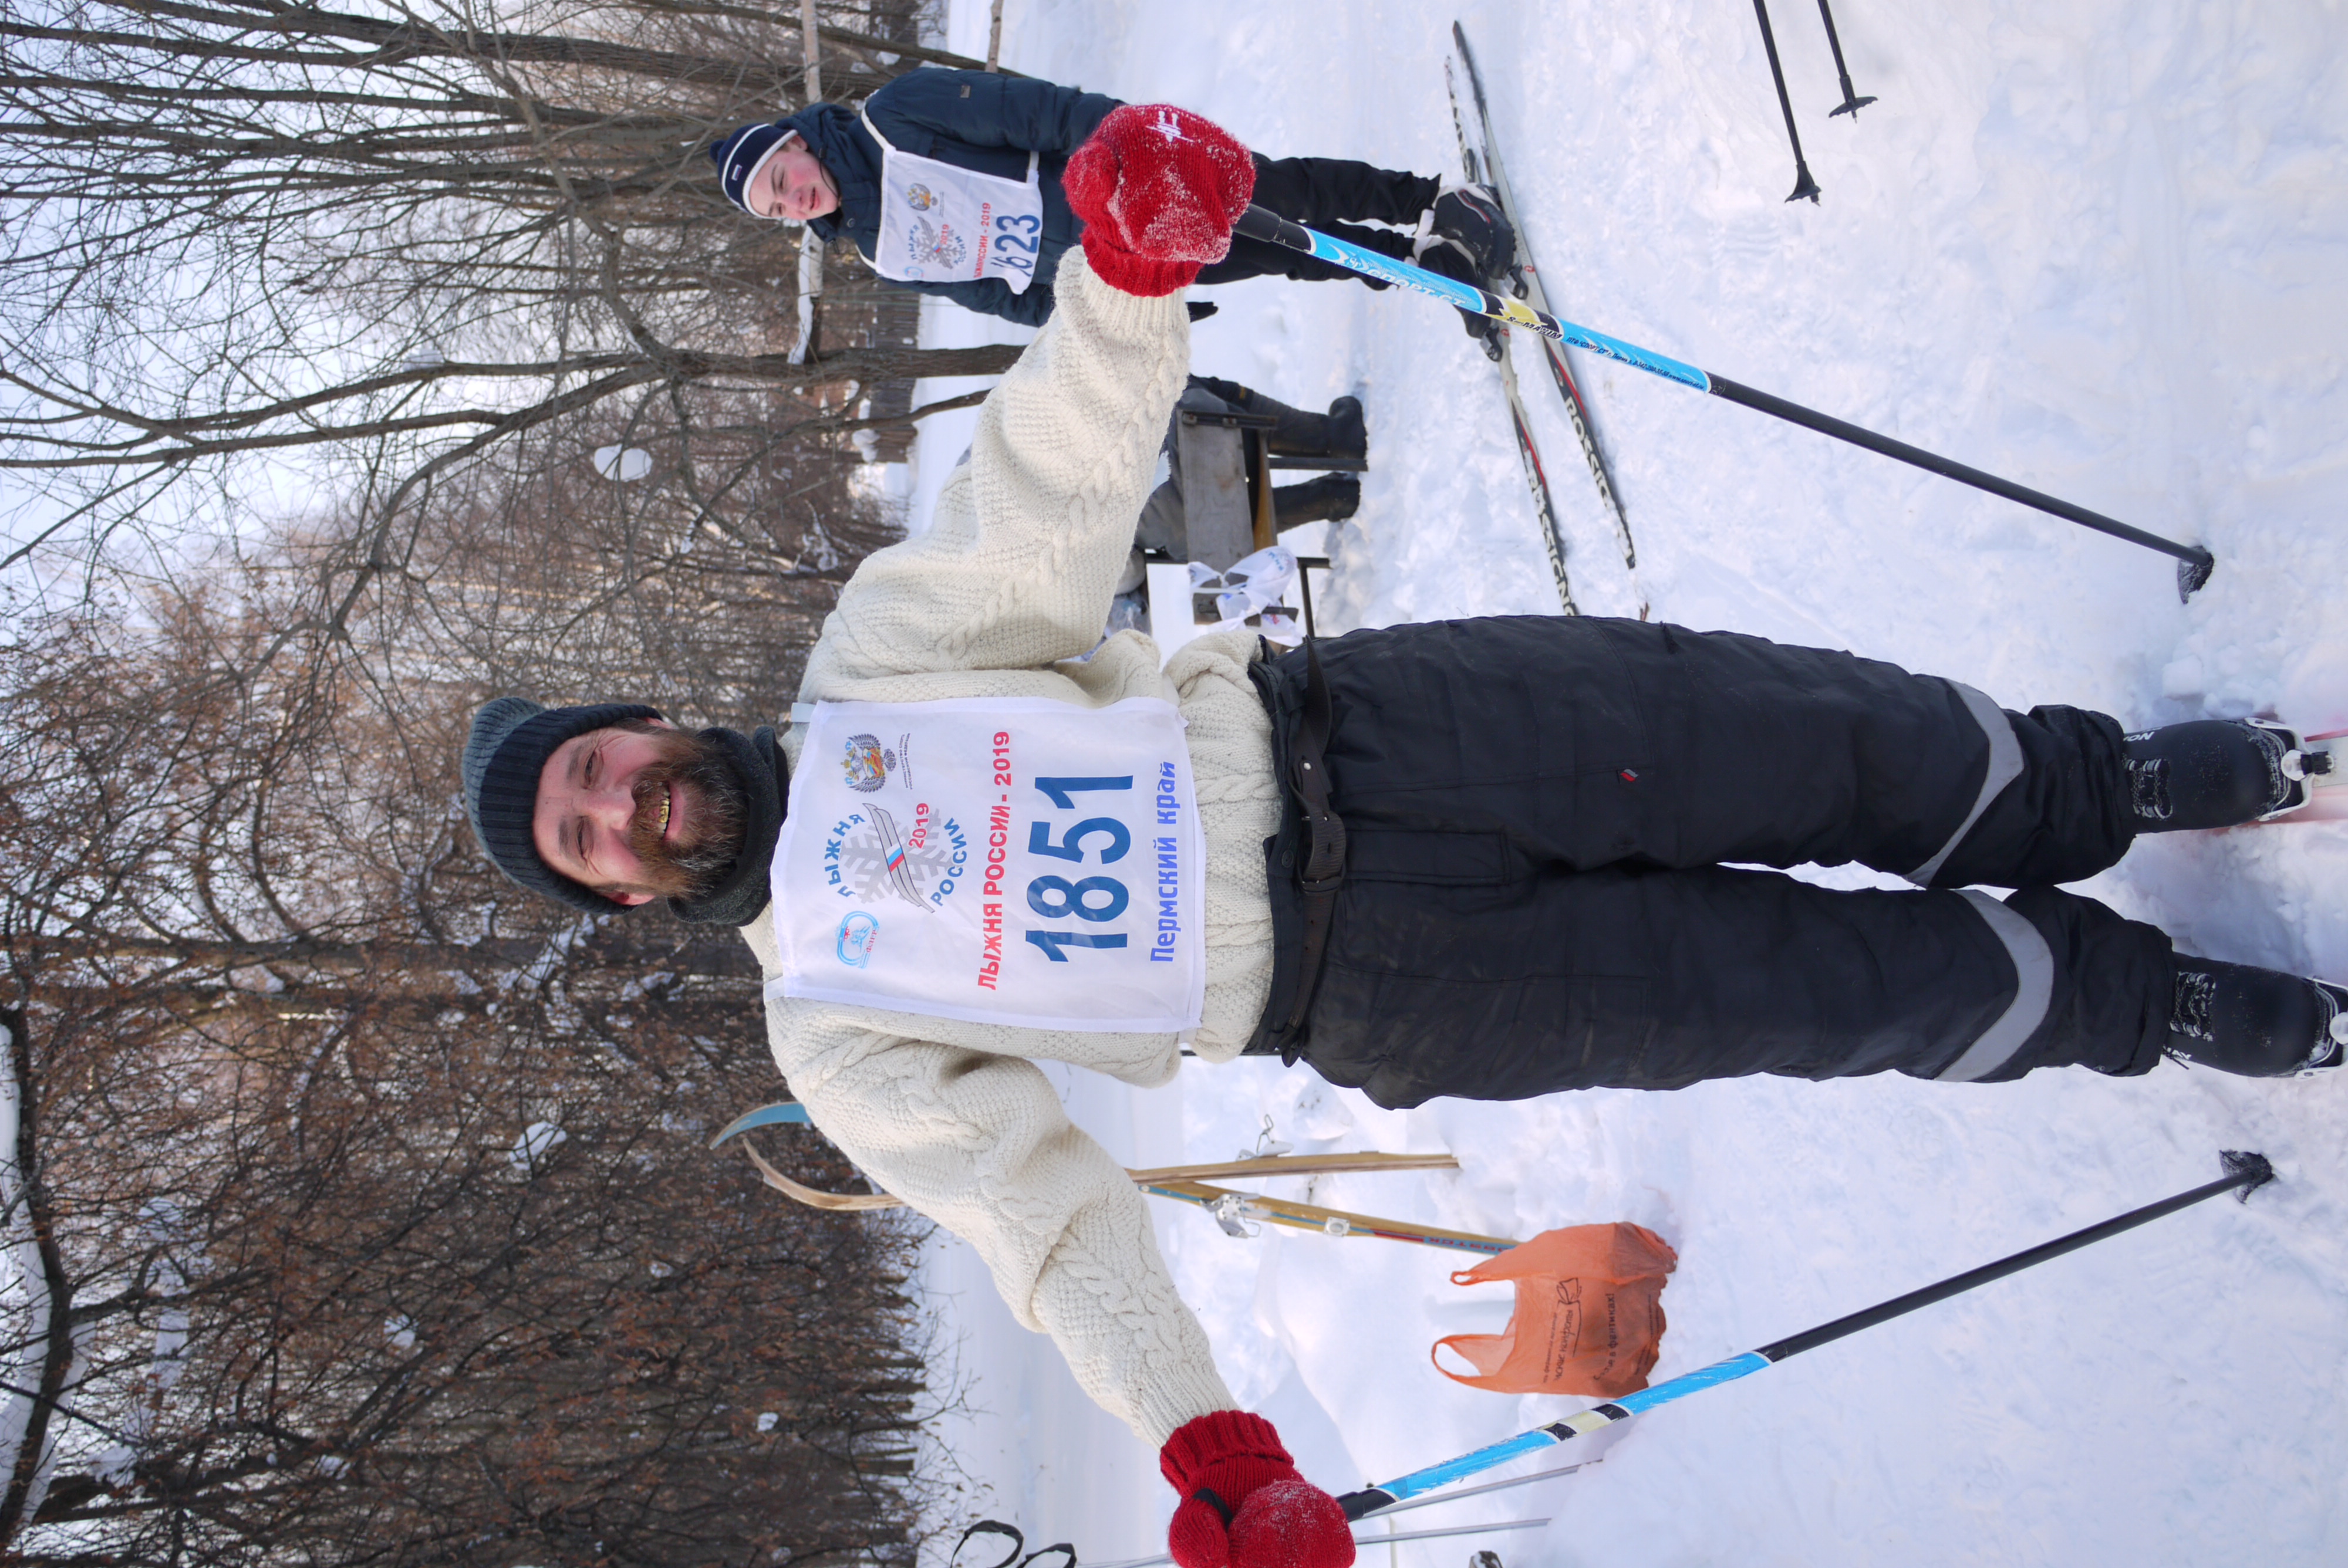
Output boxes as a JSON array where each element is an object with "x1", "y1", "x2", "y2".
[{"x1": 610, "y1": 891, "x2": 657, "y2": 907}]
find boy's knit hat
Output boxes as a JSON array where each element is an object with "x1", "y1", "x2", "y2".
[
  {"x1": 463, "y1": 697, "x2": 660, "y2": 911},
  {"x1": 712, "y1": 121, "x2": 802, "y2": 218}
]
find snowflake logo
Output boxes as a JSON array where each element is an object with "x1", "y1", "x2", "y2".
[
  {"x1": 908, "y1": 217, "x2": 967, "y2": 272},
  {"x1": 836, "y1": 805, "x2": 949, "y2": 911}
]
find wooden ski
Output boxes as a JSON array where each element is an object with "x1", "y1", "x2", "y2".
[
  {"x1": 735, "y1": 1146, "x2": 1460, "y2": 1214},
  {"x1": 1144, "y1": 1179, "x2": 1520, "y2": 1255}
]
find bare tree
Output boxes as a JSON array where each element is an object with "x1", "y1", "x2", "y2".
[
  {"x1": 0, "y1": 9, "x2": 1034, "y2": 1555},
  {"x1": 0, "y1": 0, "x2": 1017, "y2": 592},
  {"x1": 0, "y1": 575, "x2": 945, "y2": 1567}
]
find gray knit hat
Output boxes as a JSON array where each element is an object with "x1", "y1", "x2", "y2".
[{"x1": 463, "y1": 697, "x2": 661, "y2": 911}]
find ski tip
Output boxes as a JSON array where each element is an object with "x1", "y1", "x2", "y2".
[
  {"x1": 710, "y1": 1100, "x2": 812, "y2": 1148},
  {"x1": 2221, "y1": 1149, "x2": 2277, "y2": 1201}
]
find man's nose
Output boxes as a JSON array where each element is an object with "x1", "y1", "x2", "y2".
[{"x1": 582, "y1": 776, "x2": 637, "y2": 827}]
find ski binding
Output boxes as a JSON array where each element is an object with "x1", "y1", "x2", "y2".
[{"x1": 2264, "y1": 722, "x2": 2344, "y2": 822}]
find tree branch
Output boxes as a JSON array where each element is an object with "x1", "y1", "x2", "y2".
[{"x1": 0, "y1": 1008, "x2": 76, "y2": 1549}]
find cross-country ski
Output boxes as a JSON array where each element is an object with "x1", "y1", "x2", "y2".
[
  {"x1": 1453, "y1": 22, "x2": 1648, "y2": 615},
  {"x1": 1440, "y1": 55, "x2": 1581, "y2": 615}
]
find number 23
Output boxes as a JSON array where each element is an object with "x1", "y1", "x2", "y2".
[{"x1": 993, "y1": 213, "x2": 1041, "y2": 254}]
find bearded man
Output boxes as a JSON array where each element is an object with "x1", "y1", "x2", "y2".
[{"x1": 464, "y1": 104, "x2": 2344, "y2": 1568}]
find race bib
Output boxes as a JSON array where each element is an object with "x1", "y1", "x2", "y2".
[
  {"x1": 864, "y1": 110, "x2": 1045, "y2": 294},
  {"x1": 769, "y1": 698, "x2": 1205, "y2": 1032}
]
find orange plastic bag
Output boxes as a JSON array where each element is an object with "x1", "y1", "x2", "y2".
[{"x1": 1432, "y1": 1222, "x2": 1678, "y2": 1398}]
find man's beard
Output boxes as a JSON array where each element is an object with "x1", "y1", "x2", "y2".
[{"x1": 615, "y1": 728, "x2": 750, "y2": 902}]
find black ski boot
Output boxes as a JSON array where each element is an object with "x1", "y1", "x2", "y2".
[
  {"x1": 2126, "y1": 718, "x2": 2329, "y2": 830},
  {"x1": 1318, "y1": 395, "x2": 1367, "y2": 462},
  {"x1": 2167, "y1": 955, "x2": 2348, "y2": 1076},
  {"x1": 1272, "y1": 473, "x2": 1360, "y2": 529},
  {"x1": 1188, "y1": 380, "x2": 1368, "y2": 462},
  {"x1": 1413, "y1": 183, "x2": 1514, "y2": 354},
  {"x1": 1418, "y1": 183, "x2": 1515, "y2": 277}
]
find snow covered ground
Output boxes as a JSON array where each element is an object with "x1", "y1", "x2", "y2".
[{"x1": 898, "y1": 2, "x2": 2348, "y2": 1564}]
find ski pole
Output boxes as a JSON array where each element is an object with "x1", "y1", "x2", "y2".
[
  {"x1": 1087, "y1": 1516, "x2": 1551, "y2": 1568},
  {"x1": 1752, "y1": 0, "x2": 1823, "y2": 201},
  {"x1": 1355, "y1": 1459, "x2": 1595, "y2": 1520},
  {"x1": 1232, "y1": 205, "x2": 2218, "y2": 593},
  {"x1": 1815, "y1": 0, "x2": 1878, "y2": 118},
  {"x1": 1334, "y1": 1151, "x2": 2274, "y2": 1518}
]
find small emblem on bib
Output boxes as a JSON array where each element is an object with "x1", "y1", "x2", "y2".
[
  {"x1": 843, "y1": 733, "x2": 898, "y2": 792},
  {"x1": 903, "y1": 183, "x2": 936, "y2": 211},
  {"x1": 836, "y1": 911, "x2": 880, "y2": 967},
  {"x1": 907, "y1": 216, "x2": 967, "y2": 272}
]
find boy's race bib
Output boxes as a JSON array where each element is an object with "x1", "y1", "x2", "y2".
[
  {"x1": 863, "y1": 111, "x2": 1045, "y2": 295},
  {"x1": 768, "y1": 698, "x2": 1205, "y2": 1032}
]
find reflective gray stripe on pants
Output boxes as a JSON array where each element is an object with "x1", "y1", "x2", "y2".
[
  {"x1": 1905, "y1": 681, "x2": 2023, "y2": 887},
  {"x1": 1935, "y1": 890, "x2": 2056, "y2": 1082}
]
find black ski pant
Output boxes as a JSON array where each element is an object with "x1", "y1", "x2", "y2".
[
  {"x1": 1196, "y1": 155, "x2": 1435, "y2": 289},
  {"x1": 1245, "y1": 617, "x2": 2175, "y2": 1110}
]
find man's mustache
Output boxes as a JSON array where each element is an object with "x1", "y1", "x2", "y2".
[{"x1": 618, "y1": 730, "x2": 750, "y2": 899}]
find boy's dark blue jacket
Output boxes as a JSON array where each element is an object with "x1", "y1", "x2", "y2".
[{"x1": 781, "y1": 67, "x2": 1123, "y2": 327}]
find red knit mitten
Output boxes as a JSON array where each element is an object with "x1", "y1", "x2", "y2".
[
  {"x1": 1160, "y1": 1411, "x2": 1354, "y2": 1568},
  {"x1": 1063, "y1": 105, "x2": 1257, "y2": 296}
]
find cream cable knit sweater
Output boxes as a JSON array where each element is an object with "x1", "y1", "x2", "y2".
[{"x1": 737, "y1": 253, "x2": 1283, "y2": 1447}]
